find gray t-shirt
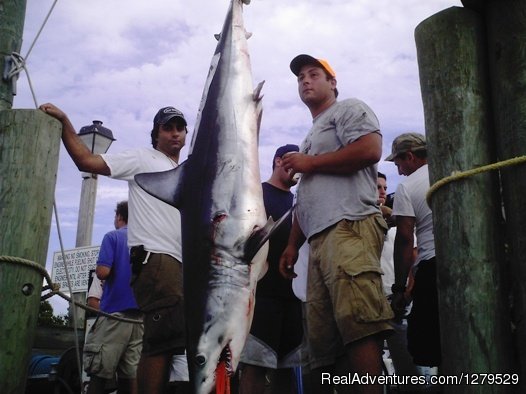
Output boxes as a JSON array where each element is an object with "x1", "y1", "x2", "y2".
[{"x1": 296, "y1": 98, "x2": 381, "y2": 240}]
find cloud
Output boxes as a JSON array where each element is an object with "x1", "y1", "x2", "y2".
[{"x1": 14, "y1": 0, "x2": 462, "y2": 315}]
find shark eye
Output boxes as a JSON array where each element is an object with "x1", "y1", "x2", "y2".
[{"x1": 195, "y1": 353, "x2": 207, "y2": 366}]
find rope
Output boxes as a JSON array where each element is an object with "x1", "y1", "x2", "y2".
[
  {"x1": 0, "y1": 255, "x2": 143, "y2": 324},
  {"x1": 24, "y1": 0, "x2": 60, "y2": 61},
  {"x1": 4, "y1": 52, "x2": 39, "y2": 107},
  {"x1": 0, "y1": 255, "x2": 54, "y2": 285},
  {"x1": 426, "y1": 155, "x2": 526, "y2": 205},
  {"x1": 52, "y1": 203, "x2": 83, "y2": 385},
  {"x1": 3, "y1": 0, "x2": 59, "y2": 107}
]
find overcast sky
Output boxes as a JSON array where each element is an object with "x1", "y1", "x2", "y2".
[{"x1": 14, "y1": 0, "x2": 462, "y2": 314}]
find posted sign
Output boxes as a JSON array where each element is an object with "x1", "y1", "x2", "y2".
[{"x1": 51, "y1": 245, "x2": 100, "y2": 294}]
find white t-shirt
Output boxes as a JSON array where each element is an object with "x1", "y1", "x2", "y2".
[
  {"x1": 102, "y1": 147, "x2": 183, "y2": 262},
  {"x1": 392, "y1": 164, "x2": 435, "y2": 265},
  {"x1": 380, "y1": 227, "x2": 417, "y2": 295},
  {"x1": 380, "y1": 227, "x2": 396, "y2": 296},
  {"x1": 87, "y1": 273, "x2": 103, "y2": 300},
  {"x1": 292, "y1": 243, "x2": 309, "y2": 302}
]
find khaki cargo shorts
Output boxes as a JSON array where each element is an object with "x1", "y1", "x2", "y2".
[
  {"x1": 305, "y1": 215, "x2": 394, "y2": 369},
  {"x1": 83, "y1": 311, "x2": 143, "y2": 379}
]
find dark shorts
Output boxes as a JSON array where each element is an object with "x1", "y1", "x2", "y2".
[
  {"x1": 131, "y1": 252, "x2": 185, "y2": 356},
  {"x1": 407, "y1": 257, "x2": 441, "y2": 366},
  {"x1": 251, "y1": 296, "x2": 303, "y2": 358},
  {"x1": 240, "y1": 296, "x2": 303, "y2": 368}
]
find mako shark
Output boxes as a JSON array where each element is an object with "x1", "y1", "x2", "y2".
[{"x1": 135, "y1": 0, "x2": 288, "y2": 392}]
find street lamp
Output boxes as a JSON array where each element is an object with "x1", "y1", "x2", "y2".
[
  {"x1": 71, "y1": 120, "x2": 115, "y2": 328},
  {"x1": 78, "y1": 120, "x2": 115, "y2": 157},
  {"x1": 75, "y1": 121, "x2": 115, "y2": 247}
]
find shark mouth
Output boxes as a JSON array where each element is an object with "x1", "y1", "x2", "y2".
[
  {"x1": 218, "y1": 343, "x2": 233, "y2": 376},
  {"x1": 214, "y1": 343, "x2": 233, "y2": 394}
]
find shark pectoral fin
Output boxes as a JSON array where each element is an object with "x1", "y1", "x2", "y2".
[
  {"x1": 244, "y1": 205, "x2": 295, "y2": 262},
  {"x1": 244, "y1": 217, "x2": 274, "y2": 262},
  {"x1": 134, "y1": 161, "x2": 186, "y2": 208}
]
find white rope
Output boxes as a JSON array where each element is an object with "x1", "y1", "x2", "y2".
[
  {"x1": 4, "y1": 0, "x2": 59, "y2": 107},
  {"x1": 53, "y1": 202, "x2": 83, "y2": 390},
  {"x1": 4, "y1": 52, "x2": 38, "y2": 107},
  {"x1": 25, "y1": 0, "x2": 60, "y2": 61}
]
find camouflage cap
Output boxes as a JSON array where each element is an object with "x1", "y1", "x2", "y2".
[{"x1": 385, "y1": 132, "x2": 426, "y2": 161}]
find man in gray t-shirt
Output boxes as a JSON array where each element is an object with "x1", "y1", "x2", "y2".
[{"x1": 279, "y1": 54, "x2": 393, "y2": 394}]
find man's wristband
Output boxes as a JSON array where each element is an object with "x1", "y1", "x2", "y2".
[{"x1": 391, "y1": 283, "x2": 406, "y2": 293}]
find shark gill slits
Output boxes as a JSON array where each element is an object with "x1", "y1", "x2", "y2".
[
  {"x1": 195, "y1": 354, "x2": 207, "y2": 366},
  {"x1": 212, "y1": 211, "x2": 228, "y2": 223}
]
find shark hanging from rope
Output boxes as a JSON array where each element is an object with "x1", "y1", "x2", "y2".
[{"x1": 135, "y1": 1, "x2": 291, "y2": 393}]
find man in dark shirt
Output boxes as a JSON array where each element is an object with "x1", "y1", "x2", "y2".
[{"x1": 239, "y1": 144, "x2": 303, "y2": 394}]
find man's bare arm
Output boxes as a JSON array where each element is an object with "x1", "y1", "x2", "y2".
[
  {"x1": 281, "y1": 132, "x2": 381, "y2": 175},
  {"x1": 40, "y1": 103, "x2": 111, "y2": 175}
]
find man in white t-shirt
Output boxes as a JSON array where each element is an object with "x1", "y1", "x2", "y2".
[
  {"x1": 386, "y1": 132, "x2": 441, "y2": 371},
  {"x1": 40, "y1": 103, "x2": 188, "y2": 394}
]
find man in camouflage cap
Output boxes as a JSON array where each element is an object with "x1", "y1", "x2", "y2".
[{"x1": 387, "y1": 132, "x2": 441, "y2": 376}]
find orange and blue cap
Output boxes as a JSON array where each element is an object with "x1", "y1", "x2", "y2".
[{"x1": 290, "y1": 54, "x2": 336, "y2": 78}]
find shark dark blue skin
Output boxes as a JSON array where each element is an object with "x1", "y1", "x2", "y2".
[{"x1": 134, "y1": 1, "x2": 291, "y2": 393}]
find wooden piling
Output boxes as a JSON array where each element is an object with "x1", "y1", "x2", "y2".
[
  {"x1": 483, "y1": 0, "x2": 526, "y2": 387},
  {"x1": 416, "y1": 7, "x2": 513, "y2": 392},
  {"x1": 0, "y1": 110, "x2": 61, "y2": 393},
  {"x1": 0, "y1": 0, "x2": 27, "y2": 110}
]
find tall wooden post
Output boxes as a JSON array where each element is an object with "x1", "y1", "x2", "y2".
[
  {"x1": 0, "y1": 110, "x2": 62, "y2": 393},
  {"x1": 0, "y1": 0, "x2": 27, "y2": 110},
  {"x1": 416, "y1": 7, "x2": 513, "y2": 393},
  {"x1": 482, "y1": 1, "x2": 526, "y2": 387}
]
